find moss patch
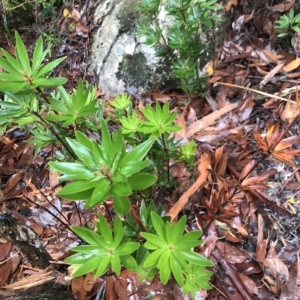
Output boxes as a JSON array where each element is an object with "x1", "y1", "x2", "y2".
[
  {"x1": 116, "y1": 53, "x2": 152, "y2": 89},
  {"x1": 116, "y1": 0, "x2": 142, "y2": 33}
]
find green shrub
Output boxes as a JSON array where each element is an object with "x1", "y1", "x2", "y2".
[
  {"x1": 0, "y1": 32, "x2": 214, "y2": 298},
  {"x1": 136, "y1": 0, "x2": 222, "y2": 95},
  {"x1": 275, "y1": 9, "x2": 300, "y2": 46}
]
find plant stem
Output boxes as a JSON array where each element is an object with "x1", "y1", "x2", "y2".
[
  {"x1": 129, "y1": 205, "x2": 147, "y2": 232},
  {"x1": 154, "y1": 12, "x2": 169, "y2": 51},
  {"x1": 161, "y1": 134, "x2": 170, "y2": 182}
]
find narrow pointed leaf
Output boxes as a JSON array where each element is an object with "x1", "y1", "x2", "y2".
[
  {"x1": 36, "y1": 56, "x2": 66, "y2": 77},
  {"x1": 69, "y1": 256, "x2": 103, "y2": 277},
  {"x1": 33, "y1": 77, "x2": 67, "y2": 88},
  {"x1": 140, "y1": 232, "x2": 167, "y2": 248},
  {"x1": 0, "y1": 81, "x2": 26, "y2": 92},
  {"x1": 143, "y1": 249, "x2": 165, "y2": 268},
  {"x1": 94, "y1": 255, "x2": 111, "y2": 277},
  {"x1": 15, "y1": 32, "x2": 30, "y2": 73},
  {"x1": 119, "y1": 139, "x2": 153, "y2": 166},
  {"x1": 98, "y1": 214, "x2": 113, "y2": 244},
  {"x1": 49, "y1": 162, "x2": 95, "y2": 180},
  {"x1": 151, "y1": 211, "x2": 167, "y2": 240},
  {"x1": 1, "y1": 49, "x2": 24, "y2": 73}
]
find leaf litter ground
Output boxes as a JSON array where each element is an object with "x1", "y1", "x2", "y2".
[{"x1": 0, "y1": 0, "x2": 300, "y2": 299}]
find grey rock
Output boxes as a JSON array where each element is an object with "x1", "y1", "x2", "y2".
[
  {"x1": 89, "y1": 0, "x2": 174, "y2": 95},
  {"x1": 89, "y1": 0, "x2": 229, "y2": 95}
]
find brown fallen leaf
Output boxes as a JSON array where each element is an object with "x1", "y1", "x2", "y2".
[
  {"x1": 224, "y1": 0, "x2": 238, "y2": 11},
  {"x1": 282, "y1": 58, "x2": 300, "y2": 72},
  {"x1": 268, "y1": 0, "x2": 295, "y2": 12},
  {"x1": 256, "y1": 239, "x2": 268, "y2": 263},
  {"x1": 71, "y1": 273, "x2": 95, "y2": 300},
  {"x1": 264, "y1": 258, "x2": 289, "y2": 280},
  {"x1": 0, "y1": 259, "x2": 12, "y2": 288},
  {"x1": 280, "y1": 95, "x2": 299, "y2": 124},
  {"x1": 217, "y1": 241, "x2": 248, "y2": 264},
  {"x1": 168, "y1": 152, "x2": 211, "y2": 221},
  {"x1": 238, "y1": 273, "x2": 258, "y2": 295}
]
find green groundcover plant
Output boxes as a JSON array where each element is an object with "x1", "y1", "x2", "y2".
[
  {"x1": 0, "y1": 32, "x2": 214, "y2": 298},
  {"x1": 275, "y1": 9, "x2": 300, "y2": 46}
]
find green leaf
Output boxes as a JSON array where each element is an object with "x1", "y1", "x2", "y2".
[
  {"x1": 94, "y1": 254, "x2": 111, "y2": 277},
  {"x1": 66, "y1": 137, "x2": 97, "y2": 168},
  {"x1": 65, "y1": 253, "x2": 93, "y2": 264},
  {"x1": 175, "y1": 240, "x2": 202, "y2": 250},
  {"x1": 180, "y1": 251, "x2": 214, "y2": 266},
  {"x1": 0, "y1": 73, "x2": 25, "y2": 81},
  {"x1": 171, "y1": 215, "x2": 186, "y2": 244},
  {"x1": 143, "y1": 248, "x2": 165, "y2": 269},
  {"x1": 15, "y1": 32, "x2": 30, "y2": 73},
  {"x1": 140, "y1": 200, "x2": 147, "y2": 226},
  {"x1": 49, "y1": 162, "x2": 95, "y2": 181},
  {"x1": 112, "y1": 182, "x2": 132, "y2": 196},
  {"x1": 69, "y1": 256, "x2": 102, "y2": 277},
  {"x1": 170, "y1": 256, "x2": 184, "y2": 286},
  {"x1": 120, "y1": 255, "x2": 138, "y2": 270},
  {"x1": 32, "y1": 36, "x2": 47, "y2": 74},
  {"x1": 109, "y1": 150, "x2": 123, "y2": 174},
  {"x1": 277, "y1": 32, "x2": 288, "y2": 37},
  {"x1": 98, "y1": 214, "x2": 114, "y2": 244},
  {"x1": 136, "y1": 244, "x2": 148, "y2": 265},
  {"x1": 0, "y1": 81, "x2": 27, "y2": 92},
  {"x1": 70, "y1": 245, "x2": 104, "y2": 254},
  {"x1": 113, "y1": 215, "x2": 123, "y2": 234},
  {"x1": 71, "y1": 226, "x2": 106, "y2": 247},
  {"x1": 59, "y1": 189, "x2": 93, "y2": 201},
  {"x1": 32, "y1": 77, "x2": 67, "y2": 88},
  {"x1": 75, "y1": 131, "x2": 94, "y2": 151},
  {"x1": 157, "y1": 249, "x2": 170, "y2": 269},
  {"x1": 178, "y1": 231, "x2": 202, "y2": 242},
  {"x1": 56, "y1": 180, "x2": 97, "y2": 197},
  {"x1": 114, "y1": 194, "x2": 131, "y2": 214},
  {"x1": 151, "y1": 211, "x2": 167, "y2": 240},
  {"x1": 118, "y1": 242, "x2": 140, "y2": 255},
  {"x1": 112, "y1": 128, "x2": 126, "y2": 158},
  {"x1": 173, "y1": 248, "x2": 190, "y2": 265},
  {"x1": 89, "y1": 180, "x2": 110, "y2": 207},
  {"x1": 0, "y1": 56, "x2": 22, "y2": 74},
  {"x1": 58, "y1": 85, "x2": 73, "y2": 109},
  {"x1": 92, "y1": 142, "x2": 107, "y2": 166},
  {"x1": 1, "y1": 49, "x2": 24, "y2": 73},
  {"x1": 165, "y1": 222, "x2": 173, "y2": 244},
  {"x1": 72, "y1": 79, "x2": 84, "y2": 111},
  {"x1": 158, "y1": 253, "x2": 171, "y2": 284},
  {"x1": 113, "y1": 227, "x2": 125, "y2": 248},
  {"x1": 36, "y1": 56, "x2": 66, "y2": 77},
  {"x1": 111, "y1": 173, "x2": 127, "y2": 184},
  {"x1": 100, "y1": 120, "x2": 112, "y2": 162},
  {"x1": 119, "y1": 139, "x2": 153, "y2": 167},
  {"x1": 141, "y1": 232, "x2": 167, "y2": 248},
  {"x1": 119, "y1": 161, "x2": 149, "y2": 177},
  {"x1": 111, "y1": 254, "x2": 121, "y2": 275},
  {"x1": 128, "y1": 173, "x2": 157, "y2": 190}
]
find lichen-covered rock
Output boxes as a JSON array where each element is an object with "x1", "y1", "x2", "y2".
[{"x1": 89, "y1": 0, "x2": 174, "y2": 95}]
